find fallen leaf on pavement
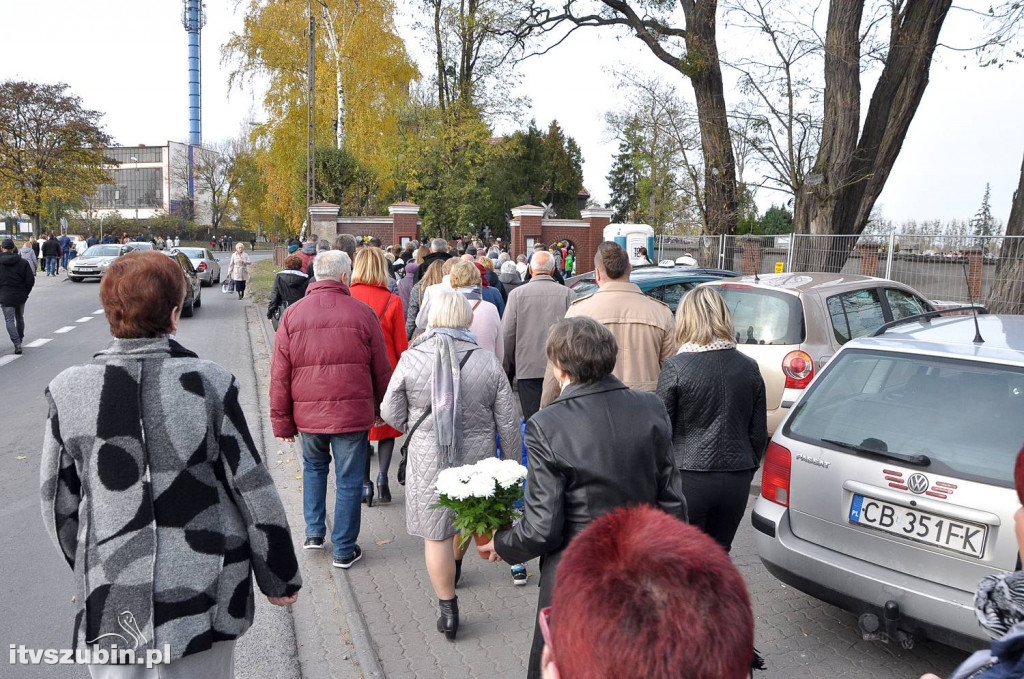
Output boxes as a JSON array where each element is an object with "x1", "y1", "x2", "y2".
[
  {"x1": 295, "y1": 475, "x2": 302, "y2": 480},
  {"x1": 15, "y1": 455, "x2": 27, "y2": 461},
  {"x1": 375, "y1": 539, "x2": 393, "y2": 546}
]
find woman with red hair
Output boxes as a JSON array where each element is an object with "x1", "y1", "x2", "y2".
[{"x1": 538, "y1": 505, "x2": 755, "y2": 679}]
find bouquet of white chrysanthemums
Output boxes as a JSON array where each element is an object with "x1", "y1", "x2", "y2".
[{"x1": 434, "y1": 457, "x2": 529, "y2": 553}]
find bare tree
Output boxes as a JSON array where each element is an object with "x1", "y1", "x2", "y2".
[
  {"x1": 791, "y1": 0, "x2": 953, "y2": 271},
  {"x1": 174, "y1": 140, "x2": 244, "y2": 233},
  {"x1": 513, "y1": 0, "x2": 739, "y2": 235},
  {"x1": 988, "y1": 152, "x2": 1024, "y2": 314}
]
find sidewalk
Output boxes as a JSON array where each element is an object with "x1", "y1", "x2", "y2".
[{"x1": 247, "y1": 307, "x2": 537, "y2": 678}]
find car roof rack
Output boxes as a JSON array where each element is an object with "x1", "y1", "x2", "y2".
[{"x1": 869, "y1": 306, "x2": 989, "y2": 337}]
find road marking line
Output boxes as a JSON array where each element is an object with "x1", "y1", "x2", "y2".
[
  {"x1": 54, "y1": 326, "x2": 76, "y2": 334},
  {"x1": 76, "y1": 316, "x2": 94, "y2": 323},
  {"x1": 92, "y1": 309, "x2": 104, "y2": 315},
  {"x1": 24, "y1": 339, "x2": 52, "y2": 348},
  {"x1": 0, "y1": 354, "x2": 21, "y2": 367}
]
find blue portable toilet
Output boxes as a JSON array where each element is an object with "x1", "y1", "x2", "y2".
[{"x1": 604, "y1": 223, "x2": 655, "y2": 265}]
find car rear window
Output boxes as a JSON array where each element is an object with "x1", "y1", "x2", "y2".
[
  {"x1": 716, "y1": 286, "x2": 805, "y2": 345},
  {"x1": 785, "y1": 349, "x2": 1024, "y2": 487}
]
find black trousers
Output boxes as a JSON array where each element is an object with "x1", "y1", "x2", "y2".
[
  {"x1": 517, "y1": 378, "x2": 544, "y2": 421},
  {"x1": 678, "y1": 469, "x2": 756, "y2": 553}
]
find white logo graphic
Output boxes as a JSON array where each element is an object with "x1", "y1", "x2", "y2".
[
  {"x1": 86, "y1": 610, "x2": 147, "y2": 649},
  {"x1": 907, "y1": 473, "x2": 930, "y2": 495}
]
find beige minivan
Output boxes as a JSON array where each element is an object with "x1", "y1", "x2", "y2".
[{"x1": 701, "y1": 273, "x2": 935, "y2": 434}]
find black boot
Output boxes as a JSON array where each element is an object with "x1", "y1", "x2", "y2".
[
  {"x1": 361, "y1": 481, "x2": 374, "y2": 507},
  {"x1": 437, "y1": 597, "x2": 459, "y2": 641},
  {"x1": 454, "y1": 559, "x2": 463, "y2": 588},
  {"x1": 376, "y1": 473, "x2": 391, "y2": 504}
]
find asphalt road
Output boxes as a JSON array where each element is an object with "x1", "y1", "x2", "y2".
[{"x1": 0, "y1": 252, "x2": 294, "y2": 679}]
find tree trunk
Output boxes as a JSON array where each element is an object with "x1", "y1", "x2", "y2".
[
  {"x1": 793, "y1": 0, "x2": 952, "y2": 272},
  {"x1": 987, "y1": 150, "x2": 1024, "y2": 314},
  {"x1": 335, "y1": 57, "x2": 345, "y2": 149},
  {"x1": 683, "y1": 0, "x2": 738, "y2": 236},
  {"x1": 434, "y1": 0, "x2": 447, "y2": 110}
]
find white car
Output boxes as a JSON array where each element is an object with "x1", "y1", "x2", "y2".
[
  {"x1": 67, "y1": 244, "x2": 134, "y2": 281},
  {"x1": 171, "y1": 247, "x2": 221, "y2": 286}
]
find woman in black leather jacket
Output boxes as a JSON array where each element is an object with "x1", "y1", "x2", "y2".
[
  {"x1": 481, "y1": 316, "x2": 686, "y2": 679},
  {"x1": 267, "y1": 254, "x2": 310, "y2": 329},
  {"x1": 656, "y1": 286, "x2": 767, "y2": 553}
]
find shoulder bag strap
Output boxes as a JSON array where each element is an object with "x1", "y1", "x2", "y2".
[
  {"x1": 375, "y1": 293, "x2": 393, "y2": 322},
  {"x1": 399, "y1": 348, "x2": 478, "y2": 455}
]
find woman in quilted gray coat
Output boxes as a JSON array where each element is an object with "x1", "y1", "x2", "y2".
[{"x1": 381, "y1": 290, "x2": 521, "y2": 642}]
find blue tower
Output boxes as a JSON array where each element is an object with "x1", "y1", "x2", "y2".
[{"x1": 182, "y1": 0, "x2": 205, "y2": 146}]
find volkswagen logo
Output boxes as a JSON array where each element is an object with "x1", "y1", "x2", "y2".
[{"x1": 907, "y1": 473, "x2": 930, "y2": 495}]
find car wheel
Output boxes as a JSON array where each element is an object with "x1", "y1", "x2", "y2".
[
  {"x1": 214, "y1": 271, "x2": 221, "y2": 284},
  {"x1": 181, "y1": 292, "x2": 195, "y2": 317},
  {"x1": 193, "y1": 286, "x2": 202, "y2": 308}
]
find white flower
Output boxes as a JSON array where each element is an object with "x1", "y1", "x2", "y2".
[
  {"x1": 494, "y1": 459, "x2": 528, "y2": 488},
  {"x1": 466, "y1": 473, "x2": 497, "y2": 498}
]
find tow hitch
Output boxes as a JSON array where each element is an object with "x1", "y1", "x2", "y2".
[{"x1": 858, "y1": 601, "x2": 915, "y2": 649}]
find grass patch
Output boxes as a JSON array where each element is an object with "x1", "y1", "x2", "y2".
[{"x1": 248, "y1": 259, "x2": 280, "y2": 306}]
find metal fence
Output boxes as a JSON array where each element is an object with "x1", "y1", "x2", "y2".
[{"x1": 654, "y1": 233, "x2": 1024, "y2": 314}]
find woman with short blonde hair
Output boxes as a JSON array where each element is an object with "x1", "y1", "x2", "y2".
[
  {"x1": 447, "y1": 261, "x2": 502, "y2": 361},
  {"x1": 427, "y1": 289, "x2": 474, "y2": 329},
  {"x1": 656, "y1": 285, "x2": 767, "y2": 553},
  {"x1": 674, "y1": 286, "x2": 736, "y2": 348},
  {"x1": 352, "y1": 246, "x2": 390, "y2": 287}
]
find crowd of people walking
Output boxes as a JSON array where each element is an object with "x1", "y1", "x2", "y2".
[{"x1": 265, "y1": 233, "x2": 767, "y2": 677}]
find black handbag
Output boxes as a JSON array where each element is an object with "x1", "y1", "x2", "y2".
[{"x1": 397, "y1": 348, "x2": 477, "y2": 486}]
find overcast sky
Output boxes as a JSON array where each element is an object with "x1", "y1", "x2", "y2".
[{"x1": 4, "y1": 0, "x2": 1023, "y2": 225}]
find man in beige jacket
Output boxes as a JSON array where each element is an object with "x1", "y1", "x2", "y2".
[{"x1": 540, "y1": 241, "x2": 676, "y2": 407}]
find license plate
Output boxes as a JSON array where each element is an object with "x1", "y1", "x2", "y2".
[{"x1": 849, "y1": 494, "x2": 987, "y2": 558}]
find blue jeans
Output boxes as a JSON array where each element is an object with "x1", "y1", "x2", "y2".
[
  {"x1": 60, "y1": 250, "x2": 70, "y2": 270},
  {"x1": 300, "y1": 431, "x2": 367, "y2": 558},
  {"x1": 45, "y1": 256, "x2": 57, "y2": 275}
]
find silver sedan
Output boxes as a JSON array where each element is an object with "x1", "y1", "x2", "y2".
[{"x1": 171, "y1": 247, "x2": 221, "y2": 286}]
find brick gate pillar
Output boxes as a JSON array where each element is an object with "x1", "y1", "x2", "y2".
[
  {"x1": 510, "y1": 205, "x2": 545, "y2": 259},
  {"x1": 309, "y1": 202, "x2": 340, "y2": 241},
  {"x1": 580, "y1": 207, "x2": 613, "y2": 274},
  {"x1": 389, "y1": 201, "x2": 420, "y2": 245}
]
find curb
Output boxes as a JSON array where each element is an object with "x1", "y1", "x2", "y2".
[{"x1": 252, "y1": 303, "x2": 385, "y2": 679}]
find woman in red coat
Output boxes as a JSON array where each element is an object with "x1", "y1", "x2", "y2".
[{"x1": 351, "y1": 246, "x2": 408, "y2": 505}]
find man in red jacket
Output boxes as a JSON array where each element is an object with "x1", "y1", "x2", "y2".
[{"x1": 271, "y1": 250, "x2": 393, "y2": 569}]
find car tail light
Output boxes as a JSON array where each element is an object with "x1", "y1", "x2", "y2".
[
  {"x1": 196, "y1": 261, "x2": 207, "y2": 272},
  {"x1": 762, "y1": 442, "x2": 792, "y2": 507},
  {"x1": 783, "y1": 350, "x2": 813, "y2": 389}
]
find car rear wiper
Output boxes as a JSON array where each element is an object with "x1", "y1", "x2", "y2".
[{"x1": 820, "y1": 438, "x2": 931, "y2": 467}]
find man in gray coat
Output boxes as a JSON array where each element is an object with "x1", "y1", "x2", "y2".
[{"x1": 501, "y1": 251, "x2": 574, "y2": 420}]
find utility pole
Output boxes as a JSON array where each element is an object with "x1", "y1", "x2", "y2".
[{"x1": 306, "y1": 0, "x2": 316, "y2": 218}]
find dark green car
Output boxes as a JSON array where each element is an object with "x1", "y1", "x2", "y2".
[{"x1": 569, "y1": 264, "x2": 740, "y2": 311}]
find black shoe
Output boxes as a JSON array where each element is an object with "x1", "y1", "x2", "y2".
[
  {"x1": 13, "y1": 345, "x2": 22, "y2": 355},
  {"x1": 238, "y1": 291, "x2": 243, "y2": 299},
  {"x1": 303, "y1": 536, "x2": 325, "y2": 550},
  {"x1": 454, "y1": 558, "x2": 463, "y2": 588},
  {"x1": 361, "y1": 481, "x2": 374, "y2": 507},
  {"x1": 437, "y1": 597, "x2": 459, "y2": 641},
  {"x1": 333, "y1": 545, "x2": 362, "y2": 569},
  {"x1": 376, "y1": 473, "x2": 391, "y2": 504}
]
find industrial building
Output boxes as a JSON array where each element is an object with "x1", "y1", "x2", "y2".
[{"x1": 84, "y1": 142, "x2": 213, "y2": 223}]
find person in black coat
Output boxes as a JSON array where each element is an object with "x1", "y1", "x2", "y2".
[
  {"x1": 268, "y1": 254, "x2": 311, "y2": 329},
  {"x1": 656, "y1": 286, "x2": 767, "y2": 553},
  {"x1": 0, "y1": 238, "x2": 36, "y2": 353},
  {"x1": 480, "y1": 316, "x2": 686, "y2": 679}
]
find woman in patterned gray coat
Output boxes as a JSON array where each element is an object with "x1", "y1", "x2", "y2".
[
  {"x1": 381, "y1": 290, "x2": 521, "y2": 642},
  {"x1": 41, "y1": 251, "x2": 302, "y2": 678}
]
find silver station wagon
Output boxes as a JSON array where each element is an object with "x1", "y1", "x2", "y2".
[{"x1": 752, "y1": 311, "x2": 1024, "y2": 651}]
